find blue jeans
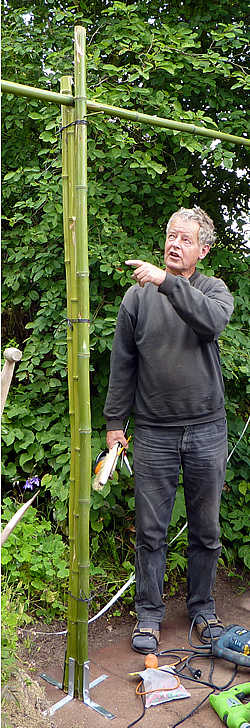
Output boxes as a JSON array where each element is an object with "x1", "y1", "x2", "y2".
[{"x1": 133, "y1": 420, "x2": 227, "y2": 624}]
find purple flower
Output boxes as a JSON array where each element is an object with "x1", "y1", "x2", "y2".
[{"x1": 24, "y1": 476, "x2": 40, "y2": 491}]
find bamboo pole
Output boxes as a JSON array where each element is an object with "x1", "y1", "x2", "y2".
[
  {"x1": 1, "y1": 79, "x2": 73, "y2": 106},
  {"x1": 67, "y1": 103, "x2": 81, "y2": 692},
  {"x1": 60, "y1": 75, "x2": 80, "y2": 693},
  {"x1": 2, "y1": 78, "x2": 249, "y2": 146},
  {"x1": 67, "y1": 83, "x2": 82, "y2": 697},
  {"x1": 74, "y1": 26, "x2": 91, "y2": 698},
  {"x1": 85, "y1": 100, "x2": 250, "y2": 147}
]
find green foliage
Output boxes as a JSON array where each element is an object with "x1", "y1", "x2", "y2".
[
  {"x1": 1, "y1": 0, "x2": 249, "y2": 615},
  {"x1": 221, "y1": 478, "x2": 250, "y2": 570},
  {"x1": 1, "y1": 584, "x2": 29, "y2": 684},
  {"x1": 1, "y1": 498, "x2": 69, "y2": 618}
]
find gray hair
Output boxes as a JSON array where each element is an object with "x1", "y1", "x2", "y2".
[{"x1": 166, "y1": 206, "x2": 216, "y2": 246}]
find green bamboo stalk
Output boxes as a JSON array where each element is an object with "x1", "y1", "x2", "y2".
[
  {"x1": 1, "y1": 79, "x2": 73, "y2": 106},
  {"x1": 67, "y1": 94, "x2": 81, "y2": 694},
  {"x1": 2, "y1": 77, "x2": 249, "y2": 146},
  {"x1": 60, "y1": 76, "x2": 79, "y2": 693},
  {"x1": 86, "y1": 100, "x2": 250, "y2": 147},
  {"x1": 74, "y1": 26, "x2": 91, "y2": 698}
]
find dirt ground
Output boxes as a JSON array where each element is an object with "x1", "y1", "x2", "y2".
[{"x1": 2, "y1": 571, "x2": 250, "y2": 728}]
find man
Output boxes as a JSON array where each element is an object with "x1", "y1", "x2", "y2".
[{"x1": 103, "y1": 206, "x2": 234, "y2": 654}]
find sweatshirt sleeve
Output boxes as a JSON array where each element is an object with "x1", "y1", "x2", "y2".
[
  {"x1": 158, "y1": 272, "x2": 234, "y2": 341},
  {"x1": 103, "y1": 302, "x2": 138, "y2": 430}
]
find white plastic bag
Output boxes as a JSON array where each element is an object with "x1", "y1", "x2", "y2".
[{"x1": 138, "y1": 665, "x2": 190, "y2": 709}]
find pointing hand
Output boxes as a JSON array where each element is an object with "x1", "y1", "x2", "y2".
[{"x1": 125, "y1": 260, "x2": 166, "y2": 287}]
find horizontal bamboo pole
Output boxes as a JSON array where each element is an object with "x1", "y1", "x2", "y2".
[
  {"x1": 86, "y1": 100, "x2": 250, "y2": 147},
  {"x1": 1, "y1": 79, "x2": 73, "y2": 106},
  {"x1": 1, "y1": 78, "x2": 249, "y2": 146}
]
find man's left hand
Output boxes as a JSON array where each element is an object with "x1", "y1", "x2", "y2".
[{"x1": 125, "y1": 259, "x2": 166, "y2": 287}]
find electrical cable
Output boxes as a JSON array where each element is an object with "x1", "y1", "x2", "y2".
[
  {"x1": 170, "y1": 664, "x2": 238, "y2": 691},
  {"x1": 160, "y1": 661, "x2": 238, "y2": 691},
  {"x1": 188, "y1": 613, "x2": 216, "y2": 651},
  {"x1": 127, "y1": 682, "x2": 146, "y2": 728},
  {"x1": 169, "y1": 689, "x2": 215, "y2": 728},
  {"x1": 127, "y1": 619, "x2": 238, "y2": 728},
  {"x1": 128, "y1": 652, "x2": 237, "y2": 728}
]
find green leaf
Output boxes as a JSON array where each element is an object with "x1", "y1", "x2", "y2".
[
  {"x1": 170, "y1": 488, "x2": 186, "y2": 527},
  {"x1": 238, "y1": 545, "x2": 250, "y2": 569}
]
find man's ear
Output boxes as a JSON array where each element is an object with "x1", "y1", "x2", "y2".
[{"x1": 198, "y1": 244, "x2": 210, "y2": 260}]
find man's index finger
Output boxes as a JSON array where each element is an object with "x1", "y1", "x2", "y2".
[{"x1": 125, "y1": 259, "x2": 144, "y2": 267}]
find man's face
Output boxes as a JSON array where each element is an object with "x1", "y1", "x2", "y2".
[{"x1": 164, "y1": 216, "x2": 210, "y2": 278}]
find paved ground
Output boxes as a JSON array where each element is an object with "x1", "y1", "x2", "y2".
[{"x1": 35, "y1": 583, "x2": 250, "y2": 728}]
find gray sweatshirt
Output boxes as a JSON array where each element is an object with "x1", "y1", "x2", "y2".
[{"x1": 103, "y1": 269, "x2": 234, "y2": 429}]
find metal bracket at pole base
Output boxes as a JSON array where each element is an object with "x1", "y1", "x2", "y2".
[
  {"x1": 83, "y1": 660, "x2": 115, "y2": 719},
  {"x1": 41, "y1": 658, "x2": 115, "y2": 719},
  {"x1": 41, "y1": 656, "x2": 75, "y2": 716}
]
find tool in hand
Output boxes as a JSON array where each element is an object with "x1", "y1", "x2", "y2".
[
  {"x1": 93, "y1": 420, "x2": 132, "y2": 491},
  {"x1": 119, "y1": 436, "x2": 132, "y2": 474},
  {"x1": 120, "y1": 419, "x2": 129, "y2": 465},
  {"x1": 210, "y1": 683, "x2": 250, "y2": 728},
  {"x1": 93, "y1": 443, "x2": 119, "y2": 491}
]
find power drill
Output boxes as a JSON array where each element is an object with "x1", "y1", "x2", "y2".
[
  {"x1": 210, "y1": 683, "x2": 250, "y2": 728},
  {"x1": 213, "y1": 625, "x2": 250, "y2": 668}
]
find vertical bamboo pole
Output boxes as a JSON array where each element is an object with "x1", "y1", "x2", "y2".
[
  {"x1": 60, "y1": 75, "x2": 80, "y2": 693},
  {"x1": 74, "y1": 25, "x2": 91, "y2": 698},
  {"x1": 68, "y1": 85, "x2": 81, "y2": 690}
]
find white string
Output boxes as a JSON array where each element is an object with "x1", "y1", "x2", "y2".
[
  {"x1": 168, "y1": 522, "x2": 188, "y2": 546},
  {"x1": 18, "y1": 575, "x2": 136, "y2": 635},
  {"x1": 227, "y1": 415, "x2": 249, "y2": 462},
  {"x1": 18, "y1": 627, "x2": 67, "y2": 636},
  {"x1": 88, "y1": 573, "x2": 135, "y2": 624}
]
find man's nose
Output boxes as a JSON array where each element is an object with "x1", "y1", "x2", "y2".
[{"x1": 172, "y1": 235, "x2": 181, "y2": 247}]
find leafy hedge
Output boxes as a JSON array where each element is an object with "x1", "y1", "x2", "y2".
[{"x1": 2, "y1": 1, "x2": 249, "y2": 618}]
